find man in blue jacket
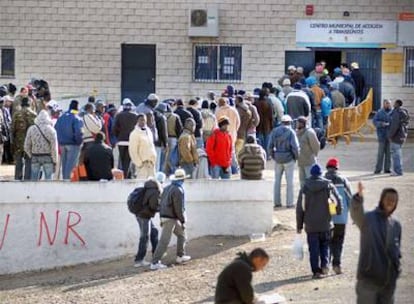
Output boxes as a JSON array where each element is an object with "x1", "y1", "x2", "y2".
[
  {"x1": 54, "y1": 100, "x2": 83, "y2": 179},
  {"x1": 351, "y1": 182, "x2": 401, "y2": 304},
  {"x1": 373, "y1": 99, "x2": 392, "y2": 174}
]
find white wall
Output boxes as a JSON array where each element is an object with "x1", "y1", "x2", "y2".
[{"x1": 0, "y1": 179, "x2": 273, "y2": 274}]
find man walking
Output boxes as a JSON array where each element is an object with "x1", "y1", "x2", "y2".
[
  {"x1": 388, "y1": 99, "x2": 410, "y2": 176},
  {"x1": 351, "y1": 182, "x2": 401, "y2": 304},
  {"x1": 268, "y1": 115, "x2": 300, "y2": 208},
  {"x1": 129, "y1": 114, "x2": 157, "y2": 180},
  {"x1": 151, "y1": 168, "x2": 191, "y2": 270},
  {"x1": 373, "y1": 99, "x2": 392, "y2": 174},
  {"x1": 296, "y1": 164, "x2": 342, "y2": 279}
]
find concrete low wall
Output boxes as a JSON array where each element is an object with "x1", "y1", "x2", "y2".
[{"x1": 0, "y1": 180, "x2": 273, "y2": 274}]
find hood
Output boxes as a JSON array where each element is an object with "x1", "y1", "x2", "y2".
[
  {"x1": 235, "y1": 251, "x2": 253, "y2": 269},
  {"x1": 244, "y1": 143, "x2": 262, "y2": 155},
  {"x1": 35, "y1": 110, "x2": 52, "y2": 126},
  {"x1": 144, "y1": 179, "x2": 162, "y2": 192},
  {"x1": 304, "y1": 176, "x2": 330, "y2": 193}
]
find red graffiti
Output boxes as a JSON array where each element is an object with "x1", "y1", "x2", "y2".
[
  {"x1": 0, "y1": 214, "x2": 11, "y2": 250},
  {"x1": 37, "y1": 210, "x2": 86, "y2": 247},
  {"x1": 38, "y1": 210, "x2": 60, "y2": 246},
  {"x1": 64, "y1": 211, "x2": 86, "y2": 246}
]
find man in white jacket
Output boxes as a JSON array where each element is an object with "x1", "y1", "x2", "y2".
[{"x1": 129, "y1": 114, "x2": 157, "y2": 179}]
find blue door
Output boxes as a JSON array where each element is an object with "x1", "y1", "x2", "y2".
[{"x1": 121, "y1": 44, "x2": 156, "y2": 105}]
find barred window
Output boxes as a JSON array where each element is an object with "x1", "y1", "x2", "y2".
[
  {"x1": 194, "y1": 44, "x2": 242, "y2": 82},
  {"x1": 404, "y1": 47, "x2": 414, "y2": 87},
  {"x1": 1, "y1": 48, "x2": 15, "y2": 77}
]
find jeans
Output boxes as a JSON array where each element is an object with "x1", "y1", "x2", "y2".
[
  {"x1": 181, "y1": 163, "x2": 194, "y2": 179},
  {"x1": 356, "y1": 279, "x2": 396, "y2": 304},
  {"x1": 307, "y1": 231, "x2": 330, "y2": 274},
  {"x1": 312, "y1": 111, "x2": 323, "y2": 130},
  {"x1": 165, "y1": 138, "x2": 178, "y2": 175},
  {"x1": 152, "y1": 218, "x2": 186, "y2": 263},
  {"x1": 60, "y1": 145, "x2": 81, "y2": 180},
  {"x1": 14, "y1": 153, "x2": 31, "y2": 181},
  {"x1": 375, "y1": 140, "x2": 391, "y2": 173},
  {"x1": 155, "y1": 146, "x2": 166, "y2": 172},
  {"x1": 274, "y1": 160, "x2": 295, "y2": 207},
  {"x1": 135, "y1": 216, "x2": 159, "y2": 262},
  {"x1": 257, "y1": 132, "x2": 270, "y2": 154},
  {"x1": 330, "y1": 224, "x2": 346, "y2": 267},
  {"x1": 31, "y1": 155, "x2": 54, "y2": 180},
  {"x1": 299, "y1": 164, "x2": 313, "y2": 187},
  {"x1": 118, "y1": 145, "x2": 132, "y2": 179},
  {"x1": 390, "y1": 142, "x2": 403, "y2": 175},
  {"x1": 196, "y1": 137, "x2": 204, "y2": 149},
  {"x1": 230, "y1": 146, "x2": 239, "y2": 174},
  {"x1": 211, "y1": 165, "x2": 231, "y2": 179}
]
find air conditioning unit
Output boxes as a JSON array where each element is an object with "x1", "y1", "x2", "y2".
[{"x1": 188, "y1": 6, "x2": 219, "y2": 37}]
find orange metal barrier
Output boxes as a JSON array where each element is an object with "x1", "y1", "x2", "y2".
[{"x1": 326, "y1": 88, "x2": 373, "y2": 146}]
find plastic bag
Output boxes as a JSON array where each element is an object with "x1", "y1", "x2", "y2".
[{"x1": 292, "y1": 235, "x2": 304, "y2": 260}]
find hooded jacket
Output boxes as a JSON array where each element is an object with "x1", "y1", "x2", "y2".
[
  {"x1": 268, "y1": 125, "x2": 299, "y2": 164},
  {"x1": 206, "y1": 128, "x2": 232, "y2": 168},
  {"x1": 388, "y1": 107, "x2": 410, "y2": 145},
  {"x1": 24, "y1": 110, "x2": 58, "y2": 164},
  {"x1": 215, "y1": 252, "x2": 255, "y2": 304},
  {"x1": 236, "y1": 102, "x2": 252, "y2": 140},
  {"x1": 187, "y1": 106, "x2": 203, "y2": 138},
  {"x1": 84, "y1": 139, "x2": 114, "y2": 181},
  {"x1": 237, "y1": 143, "x2": 266, "y2": 180},
  {"x1": 296, "y1": 175, "x2": 342, "y2": 233},
  {"x1": 137, "y1": 179, "x2": 162, "y2": 219},
  {"x1": 178, "y1": 128, "x2": 199, "y2": 165},
  {"x1": 215, "y1": 104, "x2": 240, "y2": 144},
  {"x1": 350, "y1": 194, "x2": 401, "y2": 287}
]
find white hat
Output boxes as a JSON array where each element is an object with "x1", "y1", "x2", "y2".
[
  {"x1": 147, "y1": 93, "x2": 159, "y2": 101},
  {"x1": 287, "y1": 65, "x2": 296, "y2": 71},
  {"x1": 351, "y1": 62, "x2": 359, "y2": 69},
  {"x1": 155, "y1": 172, "x2": 166, "y2": 184},
  {"x1": 122, "y1": 98, "x2": 133, "y2": 106},
  {"x1": 282, "y1": 78, "x2": 291, "y2": 86},
  {"x1": 281, "y1": 114, "x2": 292, "y2": 122},
  {"x1": 170, "y1": 168, "x2": 190, "y2": 181}
]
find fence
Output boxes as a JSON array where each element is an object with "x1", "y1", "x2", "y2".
[{"x1": 326, "y1": 88, "x2": 374, "y2": 146}]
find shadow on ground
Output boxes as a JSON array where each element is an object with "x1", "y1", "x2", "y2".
[{"x1": 0, "y1": 235, "x2": 249, "y2": 292}]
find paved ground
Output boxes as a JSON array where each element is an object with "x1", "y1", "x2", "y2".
[{"x1": 0, "y1": 131, "x2": 413, "y2": 303}]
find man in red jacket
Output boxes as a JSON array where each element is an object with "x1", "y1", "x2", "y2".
[{"x1": 206, "y1": 116, "x2": 232, "y2": 179}]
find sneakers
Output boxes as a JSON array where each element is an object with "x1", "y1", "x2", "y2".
[
  {"x1": 134, "y1": 260, "x2": 150, "y2": 268},
  {"x1": 333, "y1": 266, "x2": 343, "y2": 275},
  {"x1": 150, "y1": 261, "x2": 168, "y2": 270},
  {"x1": 176, "y1": 255, "x2": 191, "y2": 264}
]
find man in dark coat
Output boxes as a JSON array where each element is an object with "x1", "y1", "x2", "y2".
[
  {"x1": 186, "y1": 99, "x2": 203, "y2": 148},
  {"x1": 84, "y1": 132, "x2": 114, "y2": 181},
  {"x1": 174, "y1": 99, "x2": 193, "y2": 127},
  {"x1": 350, "y1": 62, "x2": 366, "y2": 104},
  {"x1": 351, "y1": 182, "x2": 401, "y2": 304},
  {"x1": 154, "y1": 103, "x2": 168, "y2": 172},
  {"x1": 215, "y1": 248, "x2": 269, "y2": 304}
]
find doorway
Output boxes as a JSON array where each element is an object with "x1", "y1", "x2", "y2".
[
  {"x1": 315, "y1": 50, "x2": 342, "y2": 78},
  {"x1": 121, "y1": 44, "x2": 156, "y2": 105}
]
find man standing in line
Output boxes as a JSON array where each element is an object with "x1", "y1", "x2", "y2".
[
  {"x1": 129, "y1": 114, "x2": 157, "y2": 180},
  {"x1": 388, "y1": 99, "x2": 410, "y2": 176},
  {"x1": 186, "y1": 99, "x2": 203, "y2": 148},
  {"x1": 296, "y1": 164, "x2": 342, "y2": 279},
  {"x1": 178, "y1": 118, "x2": 199, "y2": 178},
  {"x1": 373, "y1": 99, "x2": 392, "y2": 174},
  {"x1": 83, "y1": 132, "x2": 114, "y2": 181},
  {"x1": 351, "y1": 182, "x2": 401, "y2": 304},
  {"x1": 296, "y1": 116, "x2": 320, "y2": 187},
  {"x1": 268, "y1": 114, "x2": 299, "y2": 208},
  {"x1": 150, "y1": 168, "x2": 191, "y2": 270},
  {"x1": 237, "y1": 135, "x2": 266, "y2": 180}
]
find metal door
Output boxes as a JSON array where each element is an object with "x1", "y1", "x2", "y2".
[
  {"x1": 121, "y1": 44, "x2": 156, "y2": 105},
  {"x1": 345, "y1": 49, "x2": 382, "y2": 110},
  {"x1": 285, "y1": 50, "x2": 315, "y2": 76}
]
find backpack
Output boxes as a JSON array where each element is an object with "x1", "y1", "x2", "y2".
[
  {"x1": 321, "y1": 96, "x2": 332, "y2": 117},
  {"x1": 127, "y1": 187, "x2": 146, "y2": 215},
  {"x1": 313, "y1": 127, "x2": 327, "y2": 150}
]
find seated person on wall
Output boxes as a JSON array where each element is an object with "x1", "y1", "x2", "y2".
[
  {"x1": 237, "y1": 135, "x2": 266, "y2": 180},
  {"x1": 84, "y1": 132, "x2": 114, "y2": 181}
]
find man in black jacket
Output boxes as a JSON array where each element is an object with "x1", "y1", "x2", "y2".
[
  {"x1": 215, "y1": 248, "x2": 269, "y2": 304},
  {"x1": 150, "y1": 168, "x2": 190, "y2": 270},
  {"x1": 134, "y1": 173, "x2": 165, "y2": 267},
  {"x1": 187, "y1": 99, "x2": 203, "y2": 148},
  {"x1": 174, "y1": 99, "x2": 193, "y2": 127},
  {"x1": 351, "y1": 182, "x2": 401, "y2": 304},
  {"x1": 84, "y1": 132, "x2": 114, "y2": 181},
  {"x1": 154, "y1": 103, "x2": 168, "y2": 172}
]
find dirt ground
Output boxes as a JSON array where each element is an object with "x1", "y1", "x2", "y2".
[{"x1": 0, "y1": 136, "x2": 414, "y2": 303}]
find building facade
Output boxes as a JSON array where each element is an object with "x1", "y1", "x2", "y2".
[{"x1": 0, "y1": 0, "x2": 413, "y2": 115}]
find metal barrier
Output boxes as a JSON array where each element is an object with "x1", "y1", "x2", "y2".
[{"x1": 327, "y1": 88, "x2": 374, "y2": 146}]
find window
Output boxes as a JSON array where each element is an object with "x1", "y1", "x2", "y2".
[
  {"x1": 1, "y1": 48, "x2": 15, "y2": 77},
  {"x1": 404, "y1": 47, "x2": 414, "y2": 87},
  {"x1": 194, "y1": 44, "x2": 242, "y2": 82}
]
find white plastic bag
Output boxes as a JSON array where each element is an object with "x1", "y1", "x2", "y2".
[{"x1": 292, "y1": 234, "x2": 304, "y2": 260}]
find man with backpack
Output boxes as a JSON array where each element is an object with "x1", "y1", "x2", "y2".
[
  {"x1": 150, "y1": 168, "x2": 191, "y2": 270},
  {"x1": 388, "y1": 99, "x2": 410, "y2": 176},
  {"x1": 128, "y1": 173, "x2": 166, "y2": 267}
]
